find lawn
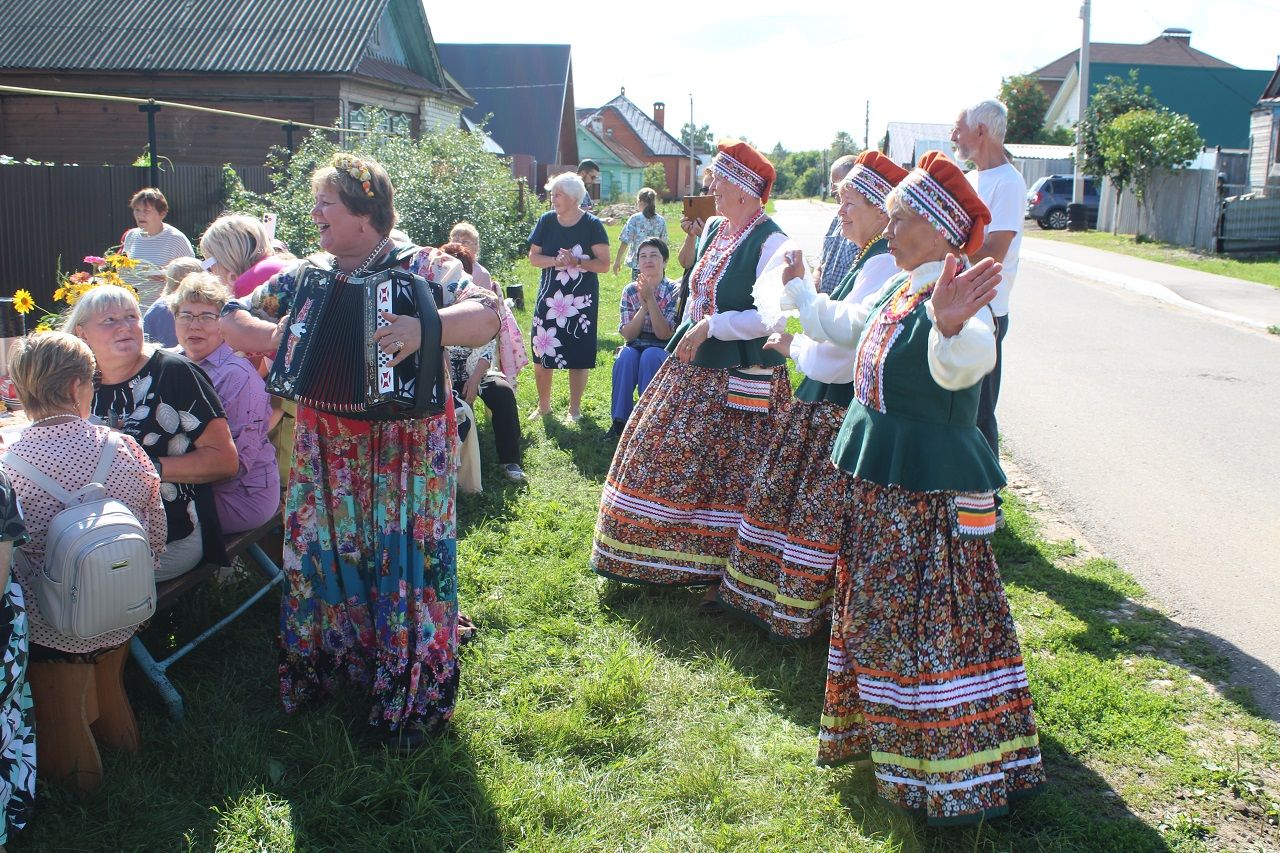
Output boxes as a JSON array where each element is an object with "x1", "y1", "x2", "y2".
[
  {"x1": 1028, "y1": 227, "x2": 1280, "y2": 289},
  {"x1": 12, "y1": 208, "x2": 1280, "y2": 852}
]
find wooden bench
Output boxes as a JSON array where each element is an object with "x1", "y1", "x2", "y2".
[
  {"x1": 31, "y1": 515, "x2": 284, "y2": 793},
  {"x1": 129, "y1": 513, "x2": 285, "y2": 722}
]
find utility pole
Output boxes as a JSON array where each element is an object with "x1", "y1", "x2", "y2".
[
  {"x1": 864, "y1": 100, "x2": 870, "y2": 151},
  {"x1": 1069, "y1": 0, "x2": 1091, "y2": 228},
  {"x1": 689, "y1": 92, "x2": 696, "y2": 196}
]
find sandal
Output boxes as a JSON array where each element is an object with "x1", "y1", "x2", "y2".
[{"x1": 457, "y1": 614, "x2": 478, "y2": 645}]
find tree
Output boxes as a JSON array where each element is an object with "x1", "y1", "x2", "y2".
[
  {"x1": 1096, "y1": 108, "x2": 1203, "y2": 235},
  {"x1": 998, "y1": 74, "x2": 1050, "y2": 144},
  {"x1": 1038, "y1": 125, "x2": 1075, "y2": 145},
  {"x1": 641, "y1": 162, "x2": 668, "y2": 196},
  {"x1": 1081, "y1": 69, "x2": 1160, "y2": 178},
  {"x1": 829, "y1": 131, "x2": 860, "y2": 160},
  {"x1": 680, "y1": 122, "x2": 713, "y2": 154}
]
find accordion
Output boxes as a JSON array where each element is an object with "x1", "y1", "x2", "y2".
[{"x1": 265, "y1": 265, "x2": 446, "y2": 420}]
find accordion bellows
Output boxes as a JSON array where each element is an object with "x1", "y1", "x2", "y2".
[{"x1": 266, "y1": 266, "x2": 446, "y2": 420}]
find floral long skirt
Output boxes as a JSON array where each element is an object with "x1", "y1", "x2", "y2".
[
  {"x1": 0, "y1": 582, "x2": 34, "y2": 844},
  {"x1": 819, "y1": 477, "x2": 1044, "y2": 825},
  {"x1": 279, "y1": 405, "x2": 460, "y2": 733},
  {"x1": 592, "y1": 359, "x2": 791, "y2": 585},
  {"x1": 720, "y1": 399, "x2": 848, "y2": 640}
]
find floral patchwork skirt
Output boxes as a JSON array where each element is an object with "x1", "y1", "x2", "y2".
[
  {"x1": 720, "y1": 399, "x2": 848, "y2": 640},
  {"x1": 592, "y1": 359, "x2": 791, "y2": 586},
  {"x1": 0, "y1": 582, "x2": 34, "y2": 845},
  {"x1": 819, "y1": 477, "x2": 1044, "y2": 825},
  {"x1": 278, "y1": 405, "x2": 460, "y2": 734}
]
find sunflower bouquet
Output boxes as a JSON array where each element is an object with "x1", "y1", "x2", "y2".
[{"x1": 12, "y1": 252, "x2": 150, "y2": 333}]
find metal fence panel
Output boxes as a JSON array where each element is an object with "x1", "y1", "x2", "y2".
[{"x1": 0, "y1": 163, "x2": 270, "y2": 333}]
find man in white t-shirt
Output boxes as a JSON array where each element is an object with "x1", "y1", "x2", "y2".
[{"x1": 951, "y1": 99, "x2": 1026, "y2": 490}]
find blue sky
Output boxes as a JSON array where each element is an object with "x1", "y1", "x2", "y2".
[{"x1": 428, "y1": 0, "x2": 1279, "y2": 151}]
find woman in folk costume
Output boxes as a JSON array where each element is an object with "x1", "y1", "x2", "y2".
[
  {"x1": 591, "y1": 140, "x2": 794, "y2": 610},
  {"x1": 785, "y1": 151, "x2": 1044, "y2": 824},
  {"x1": 718, "y1": 151, "x2": 906, "y2": 640}
]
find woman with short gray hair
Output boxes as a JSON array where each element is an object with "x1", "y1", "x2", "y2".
[{"x1": 527, "y1": 170, "x2": 611, "y2": 421}]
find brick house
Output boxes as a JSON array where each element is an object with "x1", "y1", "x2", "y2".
[
  {"x1": 578, "y1": 91, "x2": 692, "y2": 201},
  {"x1": 0, "y1": 0, "x2": 473, "y2": 166}
]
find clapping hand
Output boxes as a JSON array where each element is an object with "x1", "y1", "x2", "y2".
[
  {"x1": 782, "y1": 249, "x2": 805, "y2": 283},
  {"x1": 763, "y1": 331, "x2": 793, "y2": 355},
  {"x1": 931, "y1": 255, "x2": 1001, "y2": 338}
]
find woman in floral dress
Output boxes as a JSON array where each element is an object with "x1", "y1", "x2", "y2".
[
  {"x1": 221, "y1": 153, "x2": 500, "y2": 750},
  {"x1": 785, "y1": 151, "x2": 1043, "y2": 825},
  {"x1": 0, "y1": 471, "x2": 34, "y2": 847},
  {"x1": 527, "y1": 172, "x2": 610, "y2": 423}
]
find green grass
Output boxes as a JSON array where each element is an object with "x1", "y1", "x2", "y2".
[
  {"x1": 12, "y1": 216, "x2": 1280, "y2": 852},
  {"x1": 1028, "y1": 228, "x2": 1280, "y2": 289}
]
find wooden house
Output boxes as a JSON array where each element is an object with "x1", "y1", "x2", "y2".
[
  {"x1": 0, "y1": 0, "x2": 473, "y2": 166},
  {"x1": 1249, "y1": 66, "x2": 1280, "y2": 190}
]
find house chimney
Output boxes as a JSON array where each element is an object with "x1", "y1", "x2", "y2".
[
  {"x1": 653, "y1": 102, "x2": 665, "y2": 129},
  {"x1": 1161, "y1": 27, "x2": 1191, "y2": 43}
]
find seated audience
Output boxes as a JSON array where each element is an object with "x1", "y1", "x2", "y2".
[
  {"x1": 607, "y1": 237, "x2": 678, "y2": 439},
  {"x1": 449, "y1": 221, "x2": 528, "y2": 386},
  {"x1": 199, "y1": 214, "x2": 295, "y2": 298},
  {"x1": 143, "y1": 256, "x2": 202, "y2": 347},
  {"x1": 2, "y1": 332, "x2": 166, "y2": 659},
  {"x1": 169, "y1": 273, "x2": 280, "y2": 533},
  {"x1": 65, "y1": 285, "x2": 237, "y2": 580},
  {"x1": 440, "y1": 242, "x2": 526, "y2": 483}
]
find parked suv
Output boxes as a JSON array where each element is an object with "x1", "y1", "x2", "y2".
[{"x1": 1026, "y1": 175, "x2": 1100, "y2": 230}]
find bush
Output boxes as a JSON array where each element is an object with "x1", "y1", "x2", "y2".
[
  {"x1": 221, "y1": 117, "x2": 536, "y2": 278},
  {"x1": 642, "y1": 163, "x2": 668, "y2": 197}
]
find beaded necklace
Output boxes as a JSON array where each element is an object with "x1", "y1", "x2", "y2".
[
  {"x1": 688, "y1": 208, "x2": 766, "y2": 321},
  {"x1": 28, "y1": 412, "x2": 81, "y2": 427}
]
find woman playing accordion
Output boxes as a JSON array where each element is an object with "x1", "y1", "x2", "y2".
[{"x1": 220, "y1": 153, "x2": 500, "y2": 751}]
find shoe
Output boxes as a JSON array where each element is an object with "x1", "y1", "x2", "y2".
[
  {"x1": 564, "y1": 411, "x2": 582, "y2": 424},
  {"x1": 605, "y1": 420, "x2": 625, "y2": 439},
  {"x1": 995, "y1": 510, "x2": 1007, "y2": 530},
  {"x1": 502, "y1": 464, "x2": 527, "y2": 482},
  {"x1": 696, "y1": 599, "x2": 723, "y2": 616},
  {"x1": 527, "y1": 408, "x2": 552, "y2": 421}
]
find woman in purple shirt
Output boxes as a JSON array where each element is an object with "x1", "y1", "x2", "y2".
[{"x1": 170, "y1": 273, "x2": 280, "y2": 533}]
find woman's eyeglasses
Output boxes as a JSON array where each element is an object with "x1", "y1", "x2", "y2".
[{"x1": 175, "y1": 311, "x2": 220, "y2": 326}]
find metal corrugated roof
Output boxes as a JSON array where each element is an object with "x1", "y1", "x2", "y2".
[
  {"x1": 0, "y1": 0, "x2": 384, "y2": 72},
  {"x1": 436, "y1": 43, "x2": 574, "y2": 165},
  {"x1": 588, "y1": 94, "x2": 690, "y2": 158}
]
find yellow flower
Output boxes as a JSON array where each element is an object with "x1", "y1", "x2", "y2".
[
  {"x1": 33, "y1": 321, "x2": 53, "y2": 334},
  {"x1": 110, "y1": 254, "x2": 139, "y2": 270},
  {"x1": 12, "y1": 289, "x2": 34, "y2": 315},
  {"x1": 53, "y1": 286, "x2": 66, "y2": 303}
]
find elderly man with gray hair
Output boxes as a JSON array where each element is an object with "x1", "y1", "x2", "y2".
[
  {"x1": 951, "y1": 97, "x2": 1026, "y2": 523},
  {"x1": 814, "y1": 154, "x2": 860, "y2": 294}
]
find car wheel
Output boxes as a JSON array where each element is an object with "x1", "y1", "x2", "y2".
[{"x1": 1046, "y1": 208, "x2": 1069, "y2": 230}]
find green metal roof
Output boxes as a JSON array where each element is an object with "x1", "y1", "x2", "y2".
[{"x1": 1088, "y1": 63, "x2": 1273, "y2": 149}]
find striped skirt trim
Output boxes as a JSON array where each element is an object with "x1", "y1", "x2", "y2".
[{"x1": 719, "y1": 400, "x2": 849, "y2": 640}]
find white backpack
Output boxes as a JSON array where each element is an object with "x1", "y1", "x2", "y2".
[{"x1": 3, "y1": 432, "x2": 156, "y2": 639}]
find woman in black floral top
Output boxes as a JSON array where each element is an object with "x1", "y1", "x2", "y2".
[{"x1": 65, "y1": 285, "x2": 239, "y2": 580}]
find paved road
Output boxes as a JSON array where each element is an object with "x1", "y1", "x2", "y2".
[{"x1": 771, "y1": 200, "x2": 1280, "y2": 715}]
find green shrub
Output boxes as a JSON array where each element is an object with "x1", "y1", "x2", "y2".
[{"x1": 221, "y1": 117, "x2": 536, "y2": 278}]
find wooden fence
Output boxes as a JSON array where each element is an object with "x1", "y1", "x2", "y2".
[{"x1": 0, "y1": 163, "x2": 271, "y2": 335}]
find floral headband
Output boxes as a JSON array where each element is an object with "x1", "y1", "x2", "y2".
[
  {"x1": 334, "y1": 153, "x2": 376, "y2": 198},
  {"x1": 844, "y1": 164, "x2": 896, "y2": 211},
  {"x1": 711, "y1": 151, "x2": 766, "y2": 199}
]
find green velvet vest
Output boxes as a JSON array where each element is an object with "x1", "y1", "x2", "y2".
[
  {"x1": 831, "y1": 272, "x2": 1006, "y2": 493},
  {"x1": 793, "y1": 237, "x2": 891, "y2": 407},
  {"x1": 667, "y1": 215, "x2": 787, "y2": 369}
]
